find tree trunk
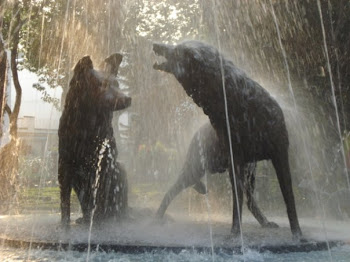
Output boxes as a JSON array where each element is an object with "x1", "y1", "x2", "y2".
[
  {"x1": 0, "y1": 35, "x2": 6, "y2": 138},
  {"x1": 0, "y1": 2, "x2": 22, "y2": 214}
]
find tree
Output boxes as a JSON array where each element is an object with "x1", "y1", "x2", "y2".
[
  {"x1": 0, "y1": 0, "x2": 7, "y2": 138},
  {"x1": 0, "y1": 28, "x2": 7, "y2": 138},
  {"x1": 0, "y1": 0, "x2": 25, "y2": 213}
]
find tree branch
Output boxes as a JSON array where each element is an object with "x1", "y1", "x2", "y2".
[
  {"x1": 9, "y1": 2, "x2": 22, "y2": 139},
  {"x1": 0, "y1": 34, "x2": 7, "y2": 135},
  {"x1": 4, "y1": 103, "x2": 11, "y2": 116}
]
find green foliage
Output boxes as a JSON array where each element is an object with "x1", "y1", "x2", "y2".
[
  {"x1": 19, "y1": 155, "x2": 57, "y2": 187},
  {"x1": 125, "y1": 0, "x2": 200, "y2": 43},
  {"x1": 18, "y1": 186, "x2": 80, "y2": 213}
]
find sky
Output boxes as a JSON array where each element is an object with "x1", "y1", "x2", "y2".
[{"x1": 9, "y1": 69, "x2": 62, "y2": 129}]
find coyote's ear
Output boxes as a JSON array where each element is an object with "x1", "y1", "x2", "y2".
[
  {"x1": 103, "y1": 53, "x2": 123, "y2": 75},
  {"x1": 73, "y1": 56, "x2": 94, "y2": 74}
]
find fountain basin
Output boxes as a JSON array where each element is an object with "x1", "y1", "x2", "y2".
[{"x1": 1, "y1": 211, "x2": 348, "y2": 255}]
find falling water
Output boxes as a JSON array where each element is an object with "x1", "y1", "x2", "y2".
[
  {"x1": 27, "y1": 130, "x2": 54, "y2": 259},
  {"x1": 203, "y1": 173, "x2": 215, "y2": 262},
  {"x1": 37, "y1": 0, "x2": 46, "y2": 69},
  {"x1": 326, "y1": 0, "x2": 347, "y2": 131},
  {"x1": 56, "y1": 0, "x2": 71, "y2": 83},
  {"x1": 210, "y1": 0, "x2": 245, "y2": 257},
  {"x1": 26, "y1": 1, "x2": 72, "y2": 258},
  {"x1": 107, "y1": 0, "x2": 111, "y2": 55},
  {"x1": 270, "y1": 0, "x2": 333, "y2": 261},
  {"x1": 86, "y1": 139, "x2": 108, "y2": 261},
  {"x1": 1, "y1": 0, "x2": 350, "y2": 260},
  {"x1": 84, "y1": 0, "x2": 90, "y2": 54},
  {"x1": 198, "y1": 132, "x2": 215, "y2": 261},
  {"x1": 24, "y1": 2, "x2": 33, "y2": 54},
  {"x1": 317, "y1": 0, "x2": 350, "y2": 192},
  {"x1": 26, "y1": 86, "x2": 62, "y2": 259},
  {"x1": 66, "y1": 0, "x2": 77, "y2": 87},
  {"x1": 269, "y1": 1, "x2": 333, "y2": 260}
]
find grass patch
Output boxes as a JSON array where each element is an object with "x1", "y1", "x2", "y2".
[
  {"x1": 17, "y1": 186, "x2": 80, "y2": 213},
  {"x1": 15, "y1": 183, "x2": 164, "y2": 214}
]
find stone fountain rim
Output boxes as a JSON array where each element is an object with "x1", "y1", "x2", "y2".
[{"x1": 0, "y1": 236, "x2": 344, "y2": 255}]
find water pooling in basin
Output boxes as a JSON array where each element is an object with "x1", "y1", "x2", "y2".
[
  {"x1": 1, "y1": 245, "x2": 350, "y2": 262},
  {"x1": 1, "y1": 0, "x2": 350, "y2": 261}
]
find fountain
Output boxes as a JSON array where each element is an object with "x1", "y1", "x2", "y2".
[{"x1": 1, "y1": 0, "x2": 350, "y2": 261}]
